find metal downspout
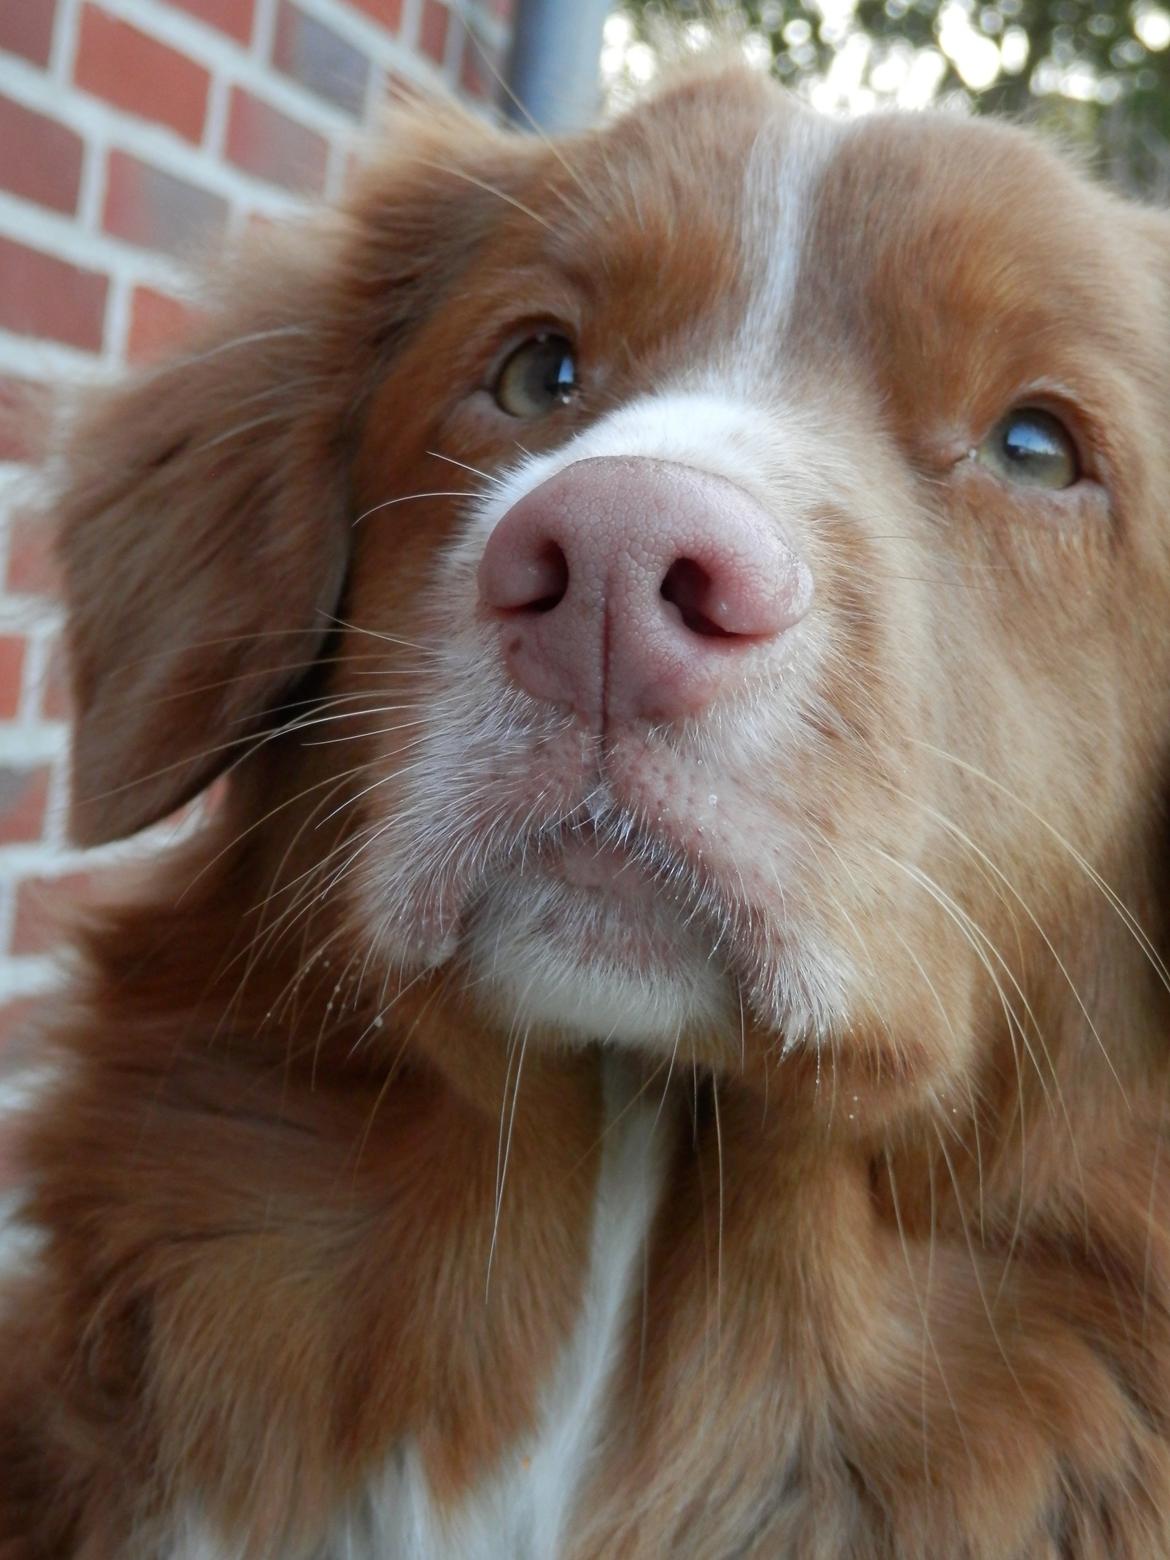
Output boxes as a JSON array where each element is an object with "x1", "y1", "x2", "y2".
[{"x1": 501, "y1": 0, "x2": 612, "y2": 133}]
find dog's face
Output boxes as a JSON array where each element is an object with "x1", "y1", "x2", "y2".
[{"x1": 59, "y1": 69, "x2": 1170, "y2": 1111}]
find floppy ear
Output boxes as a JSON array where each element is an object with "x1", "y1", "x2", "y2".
[
  {"x1": 57, "y1": 106, "x2": 529, "y2": 848},
  {"x1": 57, "y1": 228, "x2": 359, "y2": 847}
]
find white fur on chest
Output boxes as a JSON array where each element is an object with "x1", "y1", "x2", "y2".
[{"x1": 336, "y1": 1060, "x2": 667, "y2": 1560}]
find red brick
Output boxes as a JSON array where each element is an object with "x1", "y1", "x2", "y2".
[
  {"x1": 38, "y1": 639, "x2": 70, "y2": 723},
  {"x1": 75, "y1": 5, "x2": 210, "y2": 144},
  {"x1": 0, "y1": 766, "x2": 51, "y2": 845},
  {"x1": 0, "y1": 1, "x2": 57, "y2": 66},
  {"x1": 165, "y1": 0, "x2": 255, "y2": 43},
  {"x1": 103, "y1": 151, "x2": 229, "y2": 259},
  {"x1": 0, "y1": 96, "x2": 83, "y2": 214},
  {"x1": 5, "y1": 505, "x2": 56, "y2": 599},
  {"x1": 0, "y1": 377, "x2": 46, "y2": 464},
  {"x1": 12, "y1": 871, "x2": 90, "y2": 957},
  {"x1": 0, "y1": 237, "x2": 107, "y2": 352},
  {"x1": 273, "y1": 1, "x2": 369, "y2": 116},
  {"x1": 0, "y1": 637, "x2": 26, "y2": 720},
  {"x1": 346, "y1": 0, "x2": 404, "y2": 28},
  {"x1": 226, "y1": 88, "x2": 329, "y2": 194},
  {"x1": 126, "y1": 286, "x2": 197, "y2": 364},
  {"x1": 420, "y1": 0, "x2": 449, "y2": 64}
]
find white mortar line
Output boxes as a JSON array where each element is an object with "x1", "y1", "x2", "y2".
[
  {"x1": 49, "y1": 0, "x2": 84, "y2": 83},
  {"x1": 0, "y1": 958, "x2": 62, "y2": 1004},
  {"x1": 43, "y1": 742, "x2": 71, "y2": 851},
  {"x1": 204, "y1": 60, "x2": 233, "y2": 159},
  {"x1": 402, "y1": 0, "x2": 425, "y2": 54},
  {"x1": 0, "y1": 726, "x2": 68, "y2": 766},
  {"x1": 0, "y1": 511, "x2": 11, "y2": 605},
  {"x1": 102, "y1": 271, "x2": 134, "y2": 365},
  {"x1": 16, "y1": 625, "x2": 49, "y2": 727},
  {"x1": 0, "y1": 881, "x2": 14, "y2": 978},
  {"x1": 0, "y1": 595, "x2": 63, "y2": 637},
  {"x1": 253, "y1": 0, "x2": 281, "y2": 65},
  {"x1": 0, "y1": 327, "x2": 115, "y2": 388}
]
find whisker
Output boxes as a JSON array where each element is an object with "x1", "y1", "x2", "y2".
[
  {"x1": 909, "y1": 738, "x2": 1170, "y2": 996},
  {"x1": 407, "y1": 157, "x2": 556, "y2": 232},
  {"x1": 425, "y1": 451, "x2": 507, "y2": 489},
  {"x1": 883, "y1": 778, "x2": 1128, "y2": 1102},
  {"x1": 351, "y1": 490, "x2": 476, "y2": 526},
  {"x1": 461, "y1": 26, "x2": 596, "y2": 202},
  {"x1": 487, "y1": 1025, "x2": 529, "y2": 1296},
  {"x1": 864, "y1": 844, "x2": 1055, "y2": 1291},
  {"x1": 302, "y1": 717, "x2": 429, "y2": 748},
  {"x1": 322, "y1": 616, "x2": 431, "y2": 653}
]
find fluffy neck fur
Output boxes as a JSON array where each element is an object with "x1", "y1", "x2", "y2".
[{"x1": 6, "y1": 747, "x2": 1170, "y2": 1560}]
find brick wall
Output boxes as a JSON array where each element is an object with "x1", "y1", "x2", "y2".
[{"x1": 0, "y1": 0, "x2": 515, "y2": 1060}]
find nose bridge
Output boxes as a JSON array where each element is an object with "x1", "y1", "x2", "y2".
[
  {"x1": 477, "y1": 455, "x2": 812, "y2": 731},
  {"x1": 569, "y1": 459, "x2": 690, "y2": 617}
]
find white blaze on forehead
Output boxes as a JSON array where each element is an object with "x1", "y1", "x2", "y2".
[{"x1": 737, "y1": 105, "x2": 843, "y2": 359}]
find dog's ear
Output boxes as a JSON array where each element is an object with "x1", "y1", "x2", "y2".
[
  {"x1": 57, "y1": 108, "x2": 528, "y2": 847},
  {"x1": 57, "y1": 233, "x2": 357, "y2": 847}
]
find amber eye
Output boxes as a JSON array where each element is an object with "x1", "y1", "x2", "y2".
[
  {"x1": 975, "y1": 407, "x2": 1080, "y2": 490},
  {"x1": 493, "y1": 333, "x2": 578, "y2": 418}
]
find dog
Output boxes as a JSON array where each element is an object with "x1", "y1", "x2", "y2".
[{"x1": 4, "y1": 57, "x2": 1170, "y2": 1557}]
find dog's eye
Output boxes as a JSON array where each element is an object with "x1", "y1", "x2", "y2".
[
  {"x1": 975, "y1": 407, "x2": 1079, "y2": 490},
  {"x1": 493, "y1": 334, "x2": 578, "y2": 418}
]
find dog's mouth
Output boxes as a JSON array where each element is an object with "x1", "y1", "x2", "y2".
[
  {"x1": 544, "y1": 830, "x2": 667, "y2": 907},
  {"x1": 454, "y1": 813, "x2": 738, "y2": 1047},
  {"x1": 365, "y1": 725, "x2": 848, "y2": 1050},
  {"x1": 364, "y1": 767, "x2": 849, "y2": 1052}
]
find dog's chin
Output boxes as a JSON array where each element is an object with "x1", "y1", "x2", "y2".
[{"x1": 461, "y1": 843, "x2": 734, "y2": 1049}]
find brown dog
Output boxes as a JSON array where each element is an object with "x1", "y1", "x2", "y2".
[{"x1": 4, "y1": 61, "x2": 1170, "y2": 1557}]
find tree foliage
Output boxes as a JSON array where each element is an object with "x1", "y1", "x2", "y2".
[{"x1": 620, "y1": 0, "x2": 1170, "y2": 190}]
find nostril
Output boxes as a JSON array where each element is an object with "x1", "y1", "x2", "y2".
[
  {"x1": 660, "y1": 558, "x2": 735, "y2": 639},
  {"x1": 523, "y1": 542, "x2": 568, "y2": 614},
  {"x1": 489, "y1": 541, "x2": 569, "y2": 617}
]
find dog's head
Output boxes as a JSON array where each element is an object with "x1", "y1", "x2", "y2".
[{"x1": 56, "y1": 67, "x2": 1170, "y2": 1114}]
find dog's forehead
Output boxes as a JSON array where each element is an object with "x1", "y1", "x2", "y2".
[
  {"x1": 595, "y1": 78, "x2": 1104, "y2": 271},
  {"x1": 563, "y1": 82, "x2": 1150, "y2": 394},
  {"x1": 577, "y1": 83, "x2": 1135, "y2": 332},
  {"x1": 796, "y1": 111, "x2": 1124, "y2": 330}
]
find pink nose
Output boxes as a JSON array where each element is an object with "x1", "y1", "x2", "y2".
[{"x1": 477, "y1": 456, "x2": 812, "y2": 729}]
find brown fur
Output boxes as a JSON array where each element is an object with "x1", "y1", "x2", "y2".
[{"x1": 5, "y1": 64, "x2": 1170, "y2": 1557}]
